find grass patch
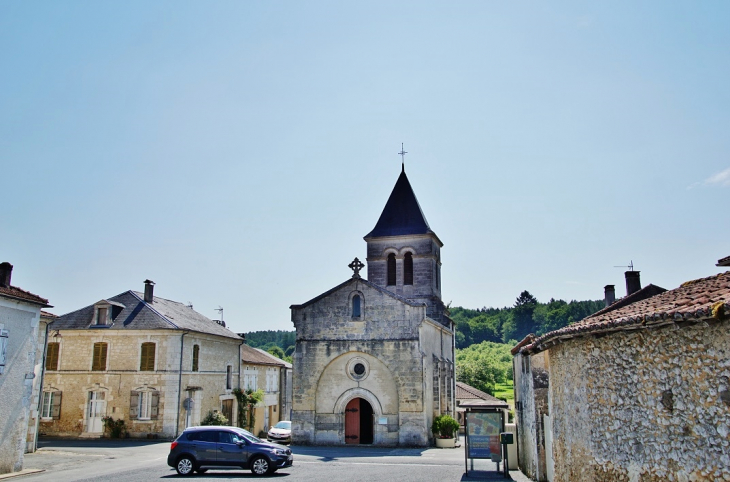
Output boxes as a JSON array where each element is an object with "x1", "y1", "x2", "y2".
[{"x1": 493, "y1": 382, "x2": 514, "y2": 409}]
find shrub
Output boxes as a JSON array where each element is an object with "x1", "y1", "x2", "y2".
[
  {"x1": 431, "y1": 414, "x2": 460, "y2": 439},
  {"x1": 101, "y1": 416, "x2": 128, "y2": 438},
  {"x1": 201, "y1": 410, "x2": 229, "y2": 426}
]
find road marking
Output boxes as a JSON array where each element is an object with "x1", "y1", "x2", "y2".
[{"x1": 296, "y1": 461, "x2": 456, "y2": 467}]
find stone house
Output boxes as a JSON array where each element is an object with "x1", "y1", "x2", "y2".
[
  {"x1": 0, "y1": 262, "x2": 51, "y2": 475},
  {"x1": 290, "y1": 166, "x2": 455, "y2": 447},
  {"x1": 513, "y1": 270, "x2": 730, "y2": 482},
  {"x1": 238, "y1": 343, "x2": 293, "y2": 436},
  {"x1": 40, "y1": 280, "x2": 244, "y2": 439}
]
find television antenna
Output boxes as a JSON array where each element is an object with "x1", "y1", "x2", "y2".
[
  {"x1": 614, "y1": 260, "x2": 635, "y2": 271},
  {"x1": 215, "y1": 306, "x2": 224, "y2": 321}
]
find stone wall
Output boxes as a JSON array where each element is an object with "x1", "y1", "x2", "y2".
[
  {"x1": 514, "y1": 350, "x2": 550, "y2": 481},
  {"x1": 0, "y1": 298, "x2": 42, "y2": 474},
  {"x1": 549, "y1": 318, "x2": 730, "y2": 481}
]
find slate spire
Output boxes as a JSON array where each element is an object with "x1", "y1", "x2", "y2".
[{"x1": 365, "y1": 169, "x2": 433, "y2": 238}]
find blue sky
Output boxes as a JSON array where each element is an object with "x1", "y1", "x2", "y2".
[{"x1": 2, "y1": 1, "x2": 729, "y2": 333}]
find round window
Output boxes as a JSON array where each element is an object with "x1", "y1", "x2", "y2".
[{"x1": 346, "y1": 357, "x2": 369, "y2": 381}]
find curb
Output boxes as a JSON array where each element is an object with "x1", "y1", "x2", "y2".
[{"x1": 0, "y1": 469, "x2": 45, "y2": 480}]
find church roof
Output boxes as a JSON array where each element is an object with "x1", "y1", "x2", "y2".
[
  {"x1": 289, "y1": 276, "x2": 426, "y2": 310},
  {"x1": 365, "y1": 169, "x2": 435, "y2": 239}
]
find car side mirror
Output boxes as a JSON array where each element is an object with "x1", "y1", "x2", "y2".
[{"x1": 236, "y1": 441, "x2": 245, "y2": 447}]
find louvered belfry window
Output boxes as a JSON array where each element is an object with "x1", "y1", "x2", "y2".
[
  {"x1": 140, "y1": 342, "x2": 155, "y2": 371},
  {"x1": 404, "y1": 252, "x2": 413, "y2": 285},
  {"x1": 387, "y1": 253, "x2": 396, "y2": 286},
  {"x1": 92, "y1": 342, "x2": 108, "y2": 371}
]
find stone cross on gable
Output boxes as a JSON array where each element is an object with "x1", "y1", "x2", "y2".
[{"x1": 349, "y1": 257, "x2": 365, "y2": 278}]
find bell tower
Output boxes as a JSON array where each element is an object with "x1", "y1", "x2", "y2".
[{"x1": 364, "y1": 166, "x2": 446, "y2": 323}]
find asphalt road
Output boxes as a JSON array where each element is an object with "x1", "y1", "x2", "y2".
[{"x1": 20, "y1": 438, "x2": 529, "y2": 482}]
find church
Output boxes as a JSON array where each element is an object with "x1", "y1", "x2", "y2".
[{"x1": 290, "y1": 162, "x2": 455, "y2": 446}]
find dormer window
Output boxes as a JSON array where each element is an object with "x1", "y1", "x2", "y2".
[
  {"x1": 96, "y1": 307, "x2": 108, "y2": 326},
  {"x1": 91, "y1": 300, "x2": 125, "y2": 328}
]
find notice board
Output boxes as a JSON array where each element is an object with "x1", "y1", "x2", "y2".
[{"x1": 465, "y1": 411, "x2": 503, "y2": 459}]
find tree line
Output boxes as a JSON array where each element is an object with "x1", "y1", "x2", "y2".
[{"x1": 451, "y1": 291, "x2": 604, "y2": 348}]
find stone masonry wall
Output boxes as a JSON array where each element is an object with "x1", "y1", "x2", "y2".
[{"x1": 549, "y1": 319, "x2": 730, "y2": 482}]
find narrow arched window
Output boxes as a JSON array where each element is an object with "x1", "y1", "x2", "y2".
[
  {"x1": 387, "y1": 253, "x2": 396, "y2": 286},
  {"x1": 404, "y1": 252, "x2": 413, "y2": 285},
  {"x1": 352, "y1": 295, "x2": 361, "y2": 318}
]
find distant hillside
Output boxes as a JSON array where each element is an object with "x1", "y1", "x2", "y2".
[{"x1": 245, "y1": 330, "x2": 296, "y2": 359}]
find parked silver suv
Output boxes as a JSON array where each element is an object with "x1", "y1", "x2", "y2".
[{"x1": 167, "y1": 426, "x2": 293, "y2": 476}]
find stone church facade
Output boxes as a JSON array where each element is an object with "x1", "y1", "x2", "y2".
[{"x1": 290, "y1": 167, "x2": 455, "y2": 446}]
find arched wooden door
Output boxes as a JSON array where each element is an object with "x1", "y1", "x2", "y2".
[
  {"x1": 345, "y1": 398, "x2": 374, "y2": 444},
  {"x1": 345, "y1": 398, "x2": 360, "y2": 444}
]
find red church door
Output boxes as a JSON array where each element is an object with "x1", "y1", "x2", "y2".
[{"x1": 345, "y1": 398, "x2": 360, "y2": 444}]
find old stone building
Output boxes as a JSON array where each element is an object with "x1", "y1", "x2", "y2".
[
  {"x1": 238, "y1": 343, "x2": 293, "y2": 436},
  {"x1": 513, "y1": 270, "x2": 730, "y2": 482},
  {"x1": 290, "y1": 166, "x2": 455, "y2": 446},
  {"x1": 26, "y1": 310, "x2": 57, "y2": 453},
  {"x1": 40, "y1": 280, "x2": 244, "y2": 439},
  {"x1": 0, "y1": 262, "x2": 51, "y2": 474}
]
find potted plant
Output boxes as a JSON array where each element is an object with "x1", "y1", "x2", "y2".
[{"x1": 432, "y1": 414, "x2": 459, "y2": 448}]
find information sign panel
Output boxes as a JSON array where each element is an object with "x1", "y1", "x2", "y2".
[{"x1": 465, "y1": 411, "x2": 503, "y2": 459}]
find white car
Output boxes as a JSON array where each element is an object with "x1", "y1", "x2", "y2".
[{"x1": 267, "y1": 421, "x2": 292, "y2": 444}]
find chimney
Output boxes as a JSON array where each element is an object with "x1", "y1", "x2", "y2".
[
  {"x1": 144, "y1": 279, "x2": 155, "y2": 303},
  {"x1": 0, "y1": 262, "x2": 12, "y2": 288},
  {"x1": 625, "y1": 271, "x2": 641, "y2": 296},
  {"x1": 604, "y1": 285, "x2": 615, "y2": 307}
]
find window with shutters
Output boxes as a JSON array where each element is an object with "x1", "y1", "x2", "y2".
[
  {"x1": 387, "y1": 253, "x2": 396, "y2": 286},
  {"x1": 46, "y1": 342, "x2": 60, "y2": 371},
  {"x1": 404, "y1": 252, "x2": 413, "y2": 285},
  {"x1": 244, "y1": 367, "x2": 258, "y2": 390},
  {"x1": 192, "y1": 344, "x2": 199, "y2": 372},
  {"x1": 92, "y1": 342, "x2": 108, "y2": 371},
  {"x1": 140, "y1": 342, "x2": 155, "y2": 371},
  {"x1": 41, "y1": 391, "x2": 62, "y2": 419},
  {"x1": 129, "y1": 389, "x2": 159, "y2": 421}
]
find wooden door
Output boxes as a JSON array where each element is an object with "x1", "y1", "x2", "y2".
[{"x1": 345, "y1": 398, "x2": 360, "y2": 444}]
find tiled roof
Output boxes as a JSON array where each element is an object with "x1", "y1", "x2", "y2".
[
  {"x1": 589, "y1": 284, "x2": 666, "y2": 318},
  {"x1": 717, "y1": 256, "x2": 730, "y2": 267},
  {"x1": 40, "y1": 310, "x2": 58, "y2": 318},
  {"x1": 240, "y1": 344, "x2": 283, "y2": 365},
  {"x1": 456, "y1": 382, "x2": 509, "y2": 407},
  {"x1": 253, "y1": 347, "x2": 292, "y2": 369},
  {"x1": 364, "y1": 169, "x2": 438, "y2": 240},
  {"x1": 0, "y1": 285, "x2": 50, "y2": 307},
  {"x1": 521, "y1": 271, "x2": 730, "y2": 354},
  {"x1": 52, "y1": 290, "x2": 242, "y2": 340}
]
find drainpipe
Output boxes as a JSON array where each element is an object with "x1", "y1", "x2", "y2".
[
  {"x1": 33, "y1": 319, "x2": 53, "y2": 452},
  {"x1": 175, "y1": 331, "x2": 189, "y2": 438}
]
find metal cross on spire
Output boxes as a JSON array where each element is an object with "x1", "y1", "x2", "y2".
[
  {"x1": 398, "y1": 143, "x2": 407, "y2": 172},
  {"x1": 349, "y1": 257, "x2": 365, "y2": 278}
]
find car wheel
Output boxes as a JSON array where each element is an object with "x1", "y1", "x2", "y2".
[
  {"x1": 250, "y1": 456, "x2": 270, "y2": 476},
  {"x1": 195, "y1": 468, "x2": 208, "y2": 474},
  {"x1": 175, "y1": 456, "x2": 195, "y2": 476}
]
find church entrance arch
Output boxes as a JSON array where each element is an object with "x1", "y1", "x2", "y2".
[{"x1": 345, "y1": 398, "x2": 374, "y2": 444}]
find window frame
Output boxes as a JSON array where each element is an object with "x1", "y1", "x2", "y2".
[
  {"x1": 226, "y1": 365, "x2": 232, "y2": 390},
  {"x1": 46, "y1": 342, "x2": 60, "y2": 371},
  {"x1": 92, "y1": 342, "x2": 108, "y2": 371},
  {"x1": 386, "y1": 253, "x2": 396, "y2": 286},
  {"x1": 140, "y1": 342, "x2": 156, "y2": 371},
  {"x1": 192, "y1": 344, "x2": 200, "y2": 372}
]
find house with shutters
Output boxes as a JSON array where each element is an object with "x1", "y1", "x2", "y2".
[
  {"x1": 39, "y1": 280, "x2": 244, "y2": 439},
  {"x1": 0, "y1": 263, "x2": 52, "y2": 475}
]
